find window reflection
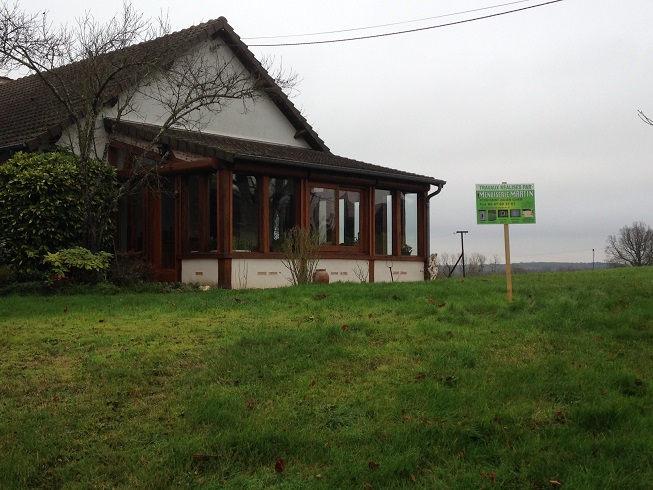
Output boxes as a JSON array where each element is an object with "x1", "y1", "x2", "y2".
[
  {"x1": 269, "y1": 178, "x2": 295, "y2": 251},
  {"x1": 401, "y1": 192, "x2": 418, "y2": 256},
  {"x1": 375, "y1": 189, "x2": 392, "y2": 255},
  {"x1": 233, "y1": 174, "x2": 259, "y2": 251}
]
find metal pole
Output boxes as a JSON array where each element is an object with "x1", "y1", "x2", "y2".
[
  {"x1": 454, "y1": 231, "x2": 468, "y2": 277},
  {"x1": 593, "y1": 249, "x2": 595, "y2": 270}
]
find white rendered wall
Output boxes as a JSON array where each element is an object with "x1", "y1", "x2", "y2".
[
  {"x1": 56, "y1": 39, "x2": 312, "y2": 161},
  {"x1": 373, "y1": 260, "x2": 425, "y2": 283},
  {"x1": 116, "y1": 40, "x2": 310, "y2": 148},
  {"x1": 231, "y1": 258, "x2": 369, "y2": 289},
  {"x1": 181, "y1": 258, "x2": 219, "y2": 284},
  {"x1": 232, "y1": 258, "x2": 292, "y2": 289},
  {"x1": 310, "y1": 259, "x2": 370, "y2": 285},
  {"x1": 57, "y1": 116, "x2": 110, "y2": 161},
  {"x1": 182, "y1": 257, "x2": 424, "y2": 288}
]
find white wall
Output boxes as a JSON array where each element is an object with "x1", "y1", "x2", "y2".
[
  {"x1": 180, "y1": 257, "x2": 428, "y2": 289},
  {"x1": 114, "y1": 40, "x2": 310, "y2": 148},
  {"x1": 373, "y1": 260, "x2": 425, "y2": 283},
  {"x1": 58, "y1": 39, "x2": 311, "y2": 155},
  {"x1": 230, "y1": 258, "x2": 371, "y2": 289},
  {"x1": 310, "y1": 259, "x2": 370, "y2": 285},
  {"x1": 181, "y1": 258, "x2": 219, "y2": 284}
]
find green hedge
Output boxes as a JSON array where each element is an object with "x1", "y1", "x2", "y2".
[{"x1": 0, "y1": 150, "x2": 117, "y2": 279}]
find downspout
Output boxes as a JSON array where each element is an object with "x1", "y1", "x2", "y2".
[{"x1": 425, "y1": 182, "x2": 446, "y2": 278}]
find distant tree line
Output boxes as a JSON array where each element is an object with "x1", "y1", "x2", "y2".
[
  {"x1": 433, "y1": 220, "x2": 653, "y2": 278},
  {"x1": 435, "y1": 253, "x2": 613, "y2": 278},
  {"x1": 437, "y1": 252, "x2": 498, "y2": 278}
]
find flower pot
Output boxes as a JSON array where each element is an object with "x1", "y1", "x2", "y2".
[{"x1": 313, "y1": 269, "x2": 329, "y2": 284}]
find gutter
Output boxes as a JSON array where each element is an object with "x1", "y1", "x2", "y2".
[
  {"x1": 236, "y1": 153, "x2": 447, "y2": 188},
  {"x1": 0, "y1": 143, "x2": 28, "y2": 154}
]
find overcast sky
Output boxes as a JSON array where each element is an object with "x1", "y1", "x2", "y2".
[{"x1": 17, "y1": 0, "x2": 653, "y2": 263}]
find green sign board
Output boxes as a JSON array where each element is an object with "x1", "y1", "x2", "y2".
[{"x1": 476, "y1": 183, "x2": 536, "y2": 225}]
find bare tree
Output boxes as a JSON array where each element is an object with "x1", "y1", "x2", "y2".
[
  {"x1": 490, "y1": 254, "x2": 501, "y2": 275},
  {"x1": 466, "y1": 252, "x2": 487, "y2": 276},
  {"x1": 0, "y1": 1, "x2": 297, "y2": 251},
  {"x1": 605, "y1": 221, "x2": 653, "y2": 267},
  {"x1": 437, "y1": 252, "x2": 456, "y2": 278},
  {"x1": 638, "y1": 110, "x2": 653, "y2": 126}
]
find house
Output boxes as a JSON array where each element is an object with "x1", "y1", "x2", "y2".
[{"x1": 0, "y1": 17, "x2": 445, "y2": 288}]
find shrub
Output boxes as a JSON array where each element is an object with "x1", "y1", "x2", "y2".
[
  {"x1": 281, "y1": 226, "x2": 320, "y2": 285},
  {"x1": 0, "y1": 240, "x2": 14, "y2": 285},
  {"x1": 0, "y1": 280, "x2": 47, "y2": 296},
  {"x1": 43, "y1": 247, "x2": 113, "y2": 284},
  {"x1": 0, "y1": 265, "x2": 14, "y2": 285},
  {"x1": 0, "y1": 150, "x2": 117, "y2": 279},
  {"x1": 110, "y1": 251, "x2": 155, "y2": 285}
]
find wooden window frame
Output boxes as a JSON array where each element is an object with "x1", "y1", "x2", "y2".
[
  {"x1": 116, "y1": 190, "x2": 144, "y2": 253},
  {"x1": 308, "y1": 182, "x2": 367, "y2": 253},
  {"x1": 373, "y1": 188, "x2": 394, "y2": 256},
  {"x1": 180, "y1": 172, "x2": 217, "y2": 254}
]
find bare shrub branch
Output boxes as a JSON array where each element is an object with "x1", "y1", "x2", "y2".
[{"x1": 281, "y1": 227, "x2": 320, "y2": 285}]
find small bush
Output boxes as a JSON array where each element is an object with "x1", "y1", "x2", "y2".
[
  {"x1": 281, "y1": 226, "x2": 320, "y2": 285},
  {"x1": 43, "y1": 247, "x2": 112, "y2": 284},
  {"x1": 0, "y1": 241, "x2": 14, "y2": 285},
  {"x1": 0, "y1": 265, "x2": 15, "y2": 285},
  {"x1": 0, "y1": 281, "x2": 47, "y2": 296},
  {"x1": 110, "y1": 251, "x2": 155, "y2": 285}
]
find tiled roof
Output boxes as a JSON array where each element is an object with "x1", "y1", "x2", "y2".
[
  {"x1": 0, "y1": 17, "x2": 327, "y2": 153},
  {"x1": 1, "y1": 16, "x2": 445, "y2": 189},
  {"x1": 0, "y1": 71, "x2": 71, "y2": 151},
  {"x1": 107, "y1": 119, "x2": 446, "y2": 187}
]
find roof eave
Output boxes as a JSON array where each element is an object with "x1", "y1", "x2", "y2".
[
  {"x1": 234, "y1": 153, "x2": 446, "y2": 189},
  {"x1": 0, "y1": 143, "x2": 27, "y2": 154},
  {"x1": 0, "y1": 127, "x2": 62, "y2": 154}
]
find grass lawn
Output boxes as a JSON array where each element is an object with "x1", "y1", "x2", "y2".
[{"x1": 1, "y1": 267, "x2": 652, "y2": 488}]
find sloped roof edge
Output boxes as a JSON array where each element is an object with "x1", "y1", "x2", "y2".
[
  {"x1": 106, "y1": 118, "x2": 446, "y2": 188},
  {"x1": 211, "y1": 17, "x2": 329, "y2": 153}
]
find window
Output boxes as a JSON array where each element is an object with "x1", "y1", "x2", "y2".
[
  {"x1": 269, "y1": 178, "x2": 296, "y2": 252},
  {"x1": 310, "y1": 187, "x2": 335, "y2": 245},
  {"x1": 310, "y1": 185, "x2": 361, "y2": 249},
  {"x1": 183, "y1": 173, "x2": 217, "y2": 253},
  {"x1": 160, "y1": 179, "x2": 176, "y2": 269},
  {"x1": 186, "y1": 175, "x2": 201, "y2": 252},
  {"x1": 374, "y1": 189, "x2": 392, "y2": 255},
  {"x1": 339, "y1": 189, "x2": 361, "y2": 246},
  {"x1": 233, "y1": 173, "x2": 259, "y2": 251},
  {"x1": 401, "y1": 192, "x2": 418, "y2": 256},
  {"x1": 209, "y1": 176, "x2": 217, "y2": 251},
  {"x1": 110, "y1": 147, "x2": 127, "y2": 172},
  {"x1": 117, "y1": 190, "x2": 143, "y2": 252}
]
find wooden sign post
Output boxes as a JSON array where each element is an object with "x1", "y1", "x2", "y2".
[
  {"x1": 504, "y1": 223, "x2": 513, "y2": 302},
  {"x1": 475, "y1": 182, "x2": 535, "y2": 303}
]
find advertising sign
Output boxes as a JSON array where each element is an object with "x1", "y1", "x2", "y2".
[{"x1": 476, "y1": 183, "x2": 536, "y2": 225}]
